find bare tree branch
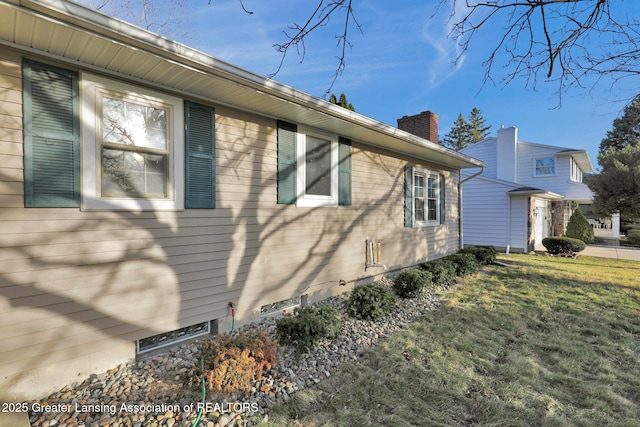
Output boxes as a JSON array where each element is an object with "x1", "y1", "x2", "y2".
[
  {"x1": 269, "y1": 0, "x2": 362, "y2": 96},
  {"x1": 442, "y1": 0, "x2": 637, "y2": 105}
]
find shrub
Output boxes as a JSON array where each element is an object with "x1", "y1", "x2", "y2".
[
  {"x1": 458, "y1": 246, "x2": 497, "y2": 265},
  {"x1": 542, "y1": 236, "x2": 586, "y2": 255},
  {"x1": 346, "y1": 283, "x2": 397, "y2": 321},
  {"x1": 275, "y1": 304, "x2": 342, "y2": 352},
  {"x1": 419, "y1": 259, "x2": 457, "y2": 287},
  {"x1": 626, "y1": 230, "x2": 640, "y2": 246},
  {"x1": 624, "y1": 224, "x2": 640, "y2": 234},
  {"x1": 392, "y1": 269, "x2": 433, "y2": 299},
  {"x1": 565, "y1": 209, "x2": 595, "y2": 244},
  {"x1": 185, "y1": 330, "x2": 277, "y2": 394},
  {"x1": 447, "y1": 253, "x2": 479, "y2": 276}
]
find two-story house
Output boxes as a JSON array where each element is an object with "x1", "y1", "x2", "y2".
[{"x1": 460, "y1": 126, "x2": 594, "y2": 253}]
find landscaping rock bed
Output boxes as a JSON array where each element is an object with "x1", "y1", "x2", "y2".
[{"x1": 29, "y1": 279, "x2": 444, "y2": 427}]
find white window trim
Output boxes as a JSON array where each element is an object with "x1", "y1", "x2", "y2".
[
  {"x1": 81, "y1": 73, "x2": 184, "y2": 210},
  {"x1": 295, "y1": 127, "x2": 339, "y2": 207},
  {"x1": 533, "y1": 156, "x2": 556, "y2": 177},
  {"x1": 413, "y1": 167, "x2": 439, "y2": 227}
]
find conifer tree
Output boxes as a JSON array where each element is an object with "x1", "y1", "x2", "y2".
[
  {"x1": 565, "y1": 209, "x2": 595, "y2": 244},
  {"x1": 467, "y1": 107, "x2": 491, "y2": 143},
  {"x1": 329, "y1": 92, "x2": 355, "y2": 111},
  {"x1": 443, "y1": 114, "x2": 471, "y2": 151},
  {"x1": 586, "y1": 94, "x2": 640, "y2": 219},
  {"x1": 599, "y1": 93, "x2": 640, "y2": 153},
  {"x1": 443, "y1": 107, "x2": 491, "y2": 151}
]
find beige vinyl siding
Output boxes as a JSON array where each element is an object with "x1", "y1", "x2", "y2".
[
  {"x1": 1, "y1": 50, "x2": 460, "y2": 399},
  {"x1": 0, "y1": 49, "x2": 23, "y2": 208}
]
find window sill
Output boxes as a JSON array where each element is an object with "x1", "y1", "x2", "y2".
[{"x1": 82, "y1": 197, "x2": 184, "y2": 211}]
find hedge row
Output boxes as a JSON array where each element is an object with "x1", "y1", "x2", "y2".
[{"x1": 274, "y1": 245, "x2": 498, "y2": 354}]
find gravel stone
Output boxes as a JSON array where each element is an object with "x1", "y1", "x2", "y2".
[{"x1": 29, "y1": 278, "x2": 446, "y2": 426}]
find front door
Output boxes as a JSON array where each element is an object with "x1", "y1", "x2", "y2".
[{"x1": 535, "y1": 199, "x2": 548, "y2": 246}]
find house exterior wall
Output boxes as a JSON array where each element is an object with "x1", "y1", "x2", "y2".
[
  {"x1": 516, "y1": 144, "x2": 592, "y2": 203},
  {"x1": 0, "y1": 48, "x2": 460, "y2": 399},
  {"x1": 460, "y1": 138, "x2": 497, "y2": 179},
  {"x1": 461, "y1": 176, "x2": 528, "y2": 253}
]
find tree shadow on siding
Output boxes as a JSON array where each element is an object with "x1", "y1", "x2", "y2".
[{"x1": 0, "y1": 103, "x2": 452, "y2": 401}]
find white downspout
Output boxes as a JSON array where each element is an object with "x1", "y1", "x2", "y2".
[
  {"x1": 506, "y1": 196, "x2": 511, "y2": 254},
  {"x1": 459, "y1": 166, "x2": 485, "y2": 250}
]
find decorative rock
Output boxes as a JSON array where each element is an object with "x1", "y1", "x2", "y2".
[{"x1": 30, "y1": 277, "x2": 444, "y2": 427}]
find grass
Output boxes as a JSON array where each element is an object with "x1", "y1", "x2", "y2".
[{"x1": 265, "y1": 254, "x2": 640, "y2": 426}]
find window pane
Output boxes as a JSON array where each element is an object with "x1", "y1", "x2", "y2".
[
  {"x1": 103, "y1": 96, "x2": 167, "y2": 149},
  {"x1": 102, "y1": 148, "x2": 167, "y2": 196},
  {"x1": 414, "y1": 173, "x2": 426, "y2": 222},
  {"x1": 415, "y1": 197, "x2": 425, "y2": 222},
  {"x1": 305, "y1": 135, "x2": 332, "y2": 196},
  {"x1": 427, "y1": 176, "x2": 437, "y2": 199},
  {"x1": 536, "y1": 158, "x2": 555, "y2": 175},
  {"x1": 428, "y1": 199, "x2": 437, "y2": 221}
]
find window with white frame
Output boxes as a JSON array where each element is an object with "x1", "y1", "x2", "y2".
[
  {"x1": 81, "y1": 73, "x2": 185, "y2": 210},
  {"x1": 296, "y1": 128, "x2": 339, "y2": 207},
  {"x1": 534, "y1": 157, "x2": 555, "y2": 176},
  {"x1": 413, "y1": 168, "x2": 439, "y2": 225},
  {"x1": 100, "y1": 93, "x2": 170, "y2": 198},
  {"x1": 570, "y1": 157, "x2": 583, "y2": 182}
]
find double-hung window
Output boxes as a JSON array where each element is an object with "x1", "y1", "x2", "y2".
[
  {"x1": 534, "y1": 157, "x2": 555, "y2": 176},
  {"x1": 81, "y1": 73, "x2": 185, "y2": 210},
  {"x1": 277, "y1": 121, "x2": 351, "y2": 207},
  {"x1": 100, "y1": 92, "x2": 170, "y2": 198},
  {"x1": 404, "y1": 166, "x2": 444, "y2": 227}
]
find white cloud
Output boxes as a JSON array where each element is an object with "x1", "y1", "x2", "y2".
[{"x1": 420, "y1": 1, "x2": 467, "y2": 89}]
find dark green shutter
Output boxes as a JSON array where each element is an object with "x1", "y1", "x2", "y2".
[
  {"x1": 23, "y1": 60, "x2": 79, "y2": 207},
  {"x1": 277, "y1": 120, "x2": 297, "y2": 204},
  {"x1": 404, "y1": 166, "x2": 413, "y2": 227},
  {"x1": 338, "y1": 137, "x2": 352, "y2": 206},
  {"x1": 185, "y1": 102, "x2": 215, "y2": 208},
  {"x1": 439, "y1": 173, "x2": 446, "y2": 224}
]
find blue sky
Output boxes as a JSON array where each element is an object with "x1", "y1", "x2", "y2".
[{"x1": 83, "y1": 0, "x2": 640, "y2": 171}]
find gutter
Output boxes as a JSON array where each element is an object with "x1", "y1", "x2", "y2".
[{"x1": 459, "y1": 166, "x2": 486, "y2": 250}]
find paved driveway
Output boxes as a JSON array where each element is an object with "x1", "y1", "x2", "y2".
[
  {"x1": 583, "y1": 228, "x2": 640, "y2": 261},
  {"x1": 582, "y1": 245, "x2": 640, "y2": 261}
]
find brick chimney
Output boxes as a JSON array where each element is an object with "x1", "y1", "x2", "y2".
[{"x1": 397, "y1": 110, "x2": 439, "y2": 143}]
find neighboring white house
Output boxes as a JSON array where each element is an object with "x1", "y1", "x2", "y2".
[{"x1": 461, "y1": 126, "x2": 594, "y2": 253}]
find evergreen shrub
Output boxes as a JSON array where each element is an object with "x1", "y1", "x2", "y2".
[
  {"x1": 275, "y1": 304, "x2": 342, "y2": 352},
  {"x1": 626, "y1": 230, "x2": 640, "y2": 246},
  {"x1": 447, "y1": 253, "x2": 479, "y2": 276},
  {"x1": 346, "y1": 283, "x2": 397, "y2": 321},
  {"x1": 392, "y1": 269, "x2": 433, "y2": 299},
  {"x1": 542, "y1": 236, "x2": 586, "y2": 255},
  {"x1": 419, "y1": 259, "x2": 457, "y2": 287},
  {"x1": 565, "y1": 209, "x2": 595, "y2": 244},
  {"x1": 458, "y1": 245, "x2": 497, "y2": 265}
]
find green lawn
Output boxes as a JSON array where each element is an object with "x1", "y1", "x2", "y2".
[{"x1": 266, "y1": 254, "x2": 640, "y2": 426}]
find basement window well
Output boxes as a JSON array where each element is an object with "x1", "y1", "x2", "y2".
[
  {"x1": 261, "y1": 296, "x2": 301, "y2": 316},
  {"x1": 137, "y1": 321, "x2": 212, "y2": 354}
]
